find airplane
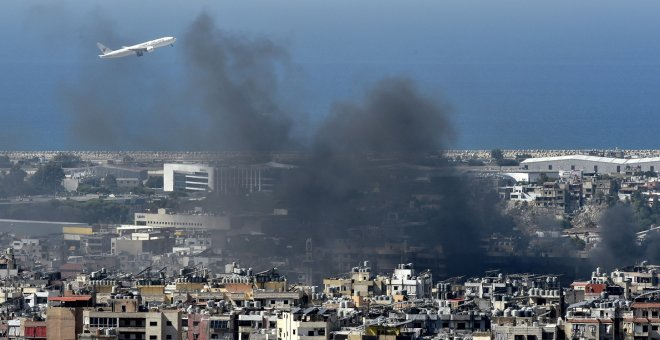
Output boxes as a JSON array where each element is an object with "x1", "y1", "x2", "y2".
[{"x1": 97, "y1": 36, "x2": 176, "y2": 59}]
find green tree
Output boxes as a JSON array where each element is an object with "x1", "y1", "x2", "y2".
[
  {"x1": 131, "y1": 183, "x2": 154, "y2": 195},
  {"x1": 30, "y1": 162, "x2": 64, "y2": 194},
  {"x1": 145, "y1": 176, "x2": 164, "y2": 188},
  {"x1": 3, "y1": 164, "x2": 28, "y2": 196},
  {"x1": 491, "y1": 149, "x2": 504, "y2": 163},
  {"x1": 168, "y1": 190, "x2": 188, "y2": 199},
  {"x1": 0, "y1": 155, "x2": 11, "y2": 168},
  {"x1": 490, "y1": 149, "x2": 518, "y2": 166},
  {"x1": 122, "y1": 155, "x2": 135, "y2": 164},
  {"x1": 102, "y1": 174, "x2": 118, "y2": 192},
  {"x1": 51, "y1": 153, "x2": 83, "y2": 168}
]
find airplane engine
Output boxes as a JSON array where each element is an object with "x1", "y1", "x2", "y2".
[{"x1": 146, "y1": 46, "x2": 155, "y2": 53}]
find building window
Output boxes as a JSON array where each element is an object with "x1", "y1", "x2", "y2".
[
  {"x1": 571, "y1": 165, "x2": 575, "y2": 170},
  {"x1": 617, "y1": 166, "x2": 621, "y2": 173},
  {"x1": 594, "y1": 165, "x2": 598, "y2": 173},
  {"x1": 166, "y1": 321, "x2": 172, "y2": 326},
  {"x1": 210, "y1": 320, "x2": 229, "y2": 329},
  {"x1": 167, "y1": 336, "x2": 172, "y2": 340},
  {"x1": 548, "y1": 165, "x2": 552, "y2": 170},
  {"x1": 150, "y1": 321, "x2": 158, "y2": 326},
  {"x1": 150, "y1": 336, "x2": 157, "y2": 340},
  {"x1": 652, "y1": 166, "x2": 655, "y2": 172}
]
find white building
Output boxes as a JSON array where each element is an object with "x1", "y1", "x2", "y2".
[
  {"x1": 0, "y1": 248, "x2": 18, "y2": 279},
  {"x1": 521, "y1": 155, "x2": 660, "y2": 174},
  {"x1": 277, "y1": 308, "x2": 338, "y2": 340},
  {"x1": 134, "y1": 208, "x2": 230, "y2": 230},
  {"x1": 386, "y1": 263, "x2": 433, "y2": 299},
  {"x1": 163, "y1": 163, "x2": 215, "y2": 192},
  {"x1": 23, "y1": 289, "x2": 58, "y2": 310}
]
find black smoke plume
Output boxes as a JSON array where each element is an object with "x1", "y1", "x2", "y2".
[
  {"x1": 55, "y1": 11, "x2": 297, "y2": 151},
  {"x1": 34, "y1": 9, "x2": 519, "y2": 277},
  {"x1": 315, "y1": 77, "x2": 452, "y2": 156},
  {"x1": 278, "y1": 77, "x2": 514, "y2": 275},
  {"x1": 590, "y1": 205, "x2": 643, "y2": 270},
  {"x1": 180, "y1": 13, "x2": 296, "y2": 152}
]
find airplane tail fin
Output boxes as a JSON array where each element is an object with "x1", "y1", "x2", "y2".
[{"x1": 97, "y1": 42, "x2": 112, "y2": 55}]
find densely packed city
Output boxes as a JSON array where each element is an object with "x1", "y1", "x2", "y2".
[
  {"x1": 0, "y1": 150, "x2": 658, "y2": 339},
  {"x1": 3, "y1": 0, "x2": 658, "y2": 339}
]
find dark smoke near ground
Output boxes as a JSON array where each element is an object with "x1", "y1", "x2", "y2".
[
  {"x1": 283, "y1": 78, "x2": 452, "y2": 220},
  {"x1": 277, "y1": 77, "x2": 514, "y2": 275},
  {"x1": 34, "y1": 10, "x2": 523, "y2": 276},
  {"x1": 590, "y1": 205, "x2": 660, "y2": 270}
]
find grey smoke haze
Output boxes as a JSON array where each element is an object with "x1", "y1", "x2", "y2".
[
  {"x1": 180, "y1": 13, "x2": 296, "y2": 151},
  {"x1": 278, "y1": 76, "x2": 514, "y2": 275},
  {"x1": 589, "y1": 205, "x2": 659, "y2": 270},
  {"x1": 642, "y1": 232, "x2": 660, "y2": 263},
  {"x1": 315, "y1": 77, "x2": 452, "y2": 156},
  {"x1": 34, "y1": 9, "x2": 521, "y2": 276},
  {"x1": 56, "y1": 11, "x2": 297, "y2": 151},
  {"x1": 281, "y1": 77, "x2": 453, "y2": 220}
]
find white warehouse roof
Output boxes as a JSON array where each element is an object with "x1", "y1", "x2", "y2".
[{"x1": 521, "y1": 155, "x2": 660, "y2": 165}]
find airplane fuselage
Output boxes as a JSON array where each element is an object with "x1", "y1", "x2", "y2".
[{"x1": 98, "y1": 36, "x2": 176, "y2": 59}]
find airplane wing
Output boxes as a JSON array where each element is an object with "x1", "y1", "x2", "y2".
[
  {"x1": 126, "y1": 46, "x2": 155, "y2": 56},
  {"x1": 127, "y1": 45, "x2": 154, "y2": 52}
]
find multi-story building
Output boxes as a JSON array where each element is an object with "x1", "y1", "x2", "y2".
[
  {"x1": 163, "y1": 164, "x2": 215, "y2": 192},
  {"x1": 0, "y1": 248, "x2": 19, "y2": 279},
  {"x1": 386, "y1": 263, "x2": 433, "y2": 299},
  {"x1": 134, "y1": 209, "x2": 230, "y2": 231},
  {"x1": 81, "y1": 297, "x2": 181, "y2": 340},
  {"x1": 216, "y1": 165, "x2": 281, "y2": 195},
  {"x1": 521, "y1": 155, "x2": 660, "y2": 174},
  {"x1": 323, "y1": 261, "x2": 386, "y2": 298},
  {"x1": 532, "y1": 182, "x2": 569, "y2": 212},
  {"x1": 623, "y1": 302, "x2": 660, "y2": 339},
  {"x1": 112, "y1": 227, "x2": 175, "y2": 256},
  {"x1": 277, "y1": 308, "x2": 338, "y2": 340},
  {"x1": 46, "y1": 295, "x2": 94, "y2": 340}
]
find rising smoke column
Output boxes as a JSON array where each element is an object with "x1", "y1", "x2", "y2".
[
  {"x1": 180, "y1": 13, "x2": 297, "y2": 152},
  {"x1": 45, "y1": 8, "x2": 519, "y2": 275},
  {"x1": 590, "y1": 205, "x2": 641, "y2": 270},
  {"x1": 57, "y1": 11, "x2": 297, "y2": 151},
  {"x1": 315, "y1": 77, "x2": 452, "y2": 156},
  {"x1": 279, "y1": 77, "x2": 515, "y2": 275},
  {"x1": 281, "y1": 77, "x2": 453, "y2": 222}
]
